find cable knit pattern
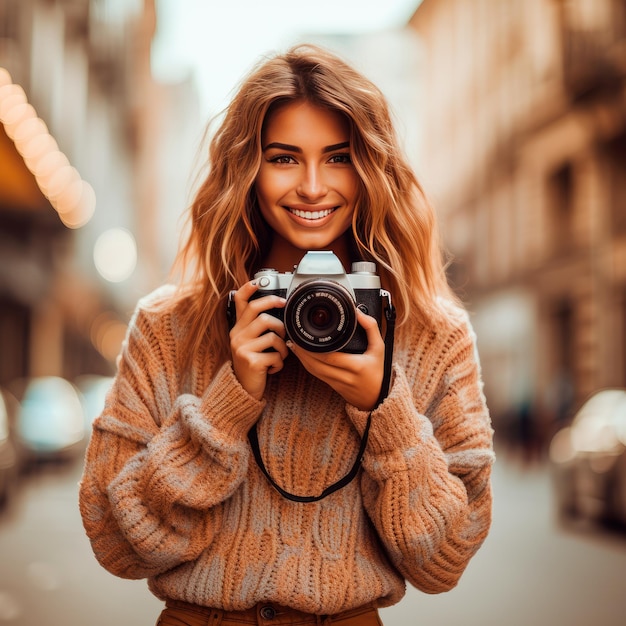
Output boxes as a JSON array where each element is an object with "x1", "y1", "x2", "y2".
[{"x1": 79, "y1": 285, "x2": 494, "y2": 613}]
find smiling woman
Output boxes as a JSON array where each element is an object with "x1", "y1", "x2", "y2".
[{"x1": 79, "y1": 43, "x2": 493, "y2": 626}]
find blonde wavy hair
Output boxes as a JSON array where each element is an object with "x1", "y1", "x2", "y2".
[{"x1": 174, "y1": 44, "x2": 455, "y2": 366}]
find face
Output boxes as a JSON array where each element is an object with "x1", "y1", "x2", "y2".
[{"x1": 255, "y1": 100, "x2": 359, "y2": 270}]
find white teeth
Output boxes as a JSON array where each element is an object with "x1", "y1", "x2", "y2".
[{"x1": 289, "y1": 208, "x2": 335, "y2": 220}]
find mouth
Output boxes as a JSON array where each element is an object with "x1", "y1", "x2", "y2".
[{"x1": 286, "y1": 207, "x2": 338, "y2": 220}]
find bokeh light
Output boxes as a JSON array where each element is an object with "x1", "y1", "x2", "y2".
[
  {"x1": 90, "y1": 312, "x2": 128, "y2": 362},
  {"x1": 0, "y1": 69, "x2": 95, "y2": 228},
  {"x1": 93, "y1": 228, "x2": 137, "y2": 283}
]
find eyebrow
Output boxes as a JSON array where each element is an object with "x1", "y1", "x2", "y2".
[{"x1": 262, "y1": 141, "x2": 350, "y2": 153}]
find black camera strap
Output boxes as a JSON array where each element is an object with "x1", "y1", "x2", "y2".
[{"x1": 248, "y1": 294, "x2": 396, "y2": 503}]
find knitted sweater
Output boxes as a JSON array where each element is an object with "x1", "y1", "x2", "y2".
[{"x1": 79, "y1": 285, "x2": 494, "y2": 614}]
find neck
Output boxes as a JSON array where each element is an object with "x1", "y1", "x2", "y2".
[{"x1": 261, "y1": 235, "x2": 353, "y2": 273}]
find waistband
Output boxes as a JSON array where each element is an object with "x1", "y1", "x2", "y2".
[{"x1": 163, "y1": 599, "x2": 380, "y2": 625}]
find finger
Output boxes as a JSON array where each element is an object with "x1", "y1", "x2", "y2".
[
  {"x1": 231, "y1": 323, "x2": 288, "y2": 364},
  {"x1": 232, "y1": 334, "x2": 288, "y2": 377},
  {"x1": 234, "y1": 292, "x2": 286, "y2": 328},
  {"x1": 237, "y1": 279, "x2": 262, "y2": 299},
  {"x1": 287, "y1": 340, "x2": 343, "y2": 380},
  {"x1": 260, "y1": 332, "x2": 290, "y2": 360},
  {"x1": 356, "y1": 309, "x2": 384, "y2": 353},
  {"x1": 238, "y1": 312, "x2": 286, "y2": 343},
  {"x1": 251, "y1": 349, "x2": 288, "y2": 373},
  {"x1": 233, "y1": 279, "x2": 259, "y2": 310},
  {"x1": 258, "y1": 313, "x2": 287, "y2": 340},
  {"x1": 232, "y1": 348, "x2": 286, "y2": 399}
]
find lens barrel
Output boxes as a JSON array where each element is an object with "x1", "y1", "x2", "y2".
[{"x1": 284, "y1": 280, "x2": 357, "y2": 352}]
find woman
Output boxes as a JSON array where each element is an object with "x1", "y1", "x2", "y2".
[{"x1": 79, "y1": 44, "x2": 494, "y2": 625}]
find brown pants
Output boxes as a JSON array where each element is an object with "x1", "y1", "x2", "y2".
[{"x1": 156, "y1": 600, "x2": 384, "y2": 626}]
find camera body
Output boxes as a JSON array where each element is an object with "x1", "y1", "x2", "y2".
[{"x1": 249, "y1": 251, "x2": 383, "y2": 353}]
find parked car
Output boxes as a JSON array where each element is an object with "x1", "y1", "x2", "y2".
[
  {"x1": 0, "y1": 389, "x2": 19, "y2": 508},
  {"x1": 549, "y1": 388, "x2": 626, "y2": 527},
  {"x1": 15, "y1": 376, "x2": 86, "y2": 465}
]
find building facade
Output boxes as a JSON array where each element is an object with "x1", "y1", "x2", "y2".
[
  {"x1": 410, "y1": 0, "x2": 626, "y2": 449},
  {"x1": 0, "y1": 0, "x2": 159, "y2": 385}
]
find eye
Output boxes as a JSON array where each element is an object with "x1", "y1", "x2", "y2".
[
  {"x1": 268, "y1": 154, "x2": 297, "y2": 164},
  {"x1": 328, "y1": 154, "x2": 352, "y2": 164}
]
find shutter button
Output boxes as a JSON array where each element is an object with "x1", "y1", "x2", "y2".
[{"x1": 260, "y1": 605, "x2": 277, "y2": 619}]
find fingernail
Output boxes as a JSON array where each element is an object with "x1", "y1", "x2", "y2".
[
  {"x1": 286, "y1": 340, "x2": 293, "y2": 349},
  {"x1": 251, "y1": 280, "x2": 257, "y2": 286}
]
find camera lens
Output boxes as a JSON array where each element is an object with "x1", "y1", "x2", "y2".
[
  {"x1": 309, "y1": 305, "x2": 332, "y2": 330},
  {"x1": 284, "y1": 280, "x2": 357, "y2": 352}
]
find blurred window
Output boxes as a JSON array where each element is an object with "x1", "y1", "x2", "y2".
[
  {"x1": 554, "y1": 299, "x2": 574, "y2": 365},
  {"x1": 550, "y1": 298, "x2": 576, "y2": 423},
  {"x1": 558, "y1": 0, "x2": 626, "y2": 95},
  {"x1": 548, "y1": 162, "x2": 574, "y2": 256},
  {"x1": 607, "y1": 132, "x2": 626, "y2": 233},
  {"x1": 0, "y1": 0, "x2": 19, "y2": 40},
  {"x1": 0, "y1": 298, "x2": 29, "y2": 386}
]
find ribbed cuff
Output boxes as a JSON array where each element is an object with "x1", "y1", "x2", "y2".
[
  {"x1": 345, "y1": 365, "x2": 433, "y2": 456},
  {"x1": 199, "y1": 361, "x2": 266, "y2": 441}
]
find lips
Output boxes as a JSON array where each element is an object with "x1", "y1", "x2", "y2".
[{"x1": 287, "y1": 207, "x2": 338, "y2": 220}]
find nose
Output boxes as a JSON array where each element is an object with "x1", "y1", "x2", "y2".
[{"x1": 297, "y1": 164, "x2": 328, "y2": 200}]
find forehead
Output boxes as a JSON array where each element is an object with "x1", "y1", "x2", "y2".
[{"x1": 262, "y1": 100, "x2": 350, "y2": 146}]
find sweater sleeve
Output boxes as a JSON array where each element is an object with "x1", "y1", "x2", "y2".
[
  {"x1": 346, "y1": 313, "x2": 494, "y2": 594},
  {"x1": 78, "y1": 293, "x2": 265, "y2": 579}
]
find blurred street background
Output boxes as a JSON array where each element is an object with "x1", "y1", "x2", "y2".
[{"x1": 1, "y1": 0, "x2": 626, "y2": 624}]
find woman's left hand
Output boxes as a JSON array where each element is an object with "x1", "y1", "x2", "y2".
[{"x1": 287, "y1": 309, "x2": 385, "y2": 411}]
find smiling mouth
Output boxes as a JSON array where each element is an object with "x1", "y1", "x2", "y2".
[{"x1": 287, "y1": 207, "x2": 338, "y2": 220}]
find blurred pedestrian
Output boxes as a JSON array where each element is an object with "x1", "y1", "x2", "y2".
[{"x1": 79, "y1": 44, "x2": 494, "y2": 625}]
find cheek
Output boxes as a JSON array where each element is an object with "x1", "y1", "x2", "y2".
[
  {"x1": 254, "y1": 172, "x2": 271, "y2": 206},
  {"x1": 255, "y1": 170, "x2": 290, "y2": 205},
  {"x1": 255, "y1": 177, "x2": 279, "y2": 224},
  {"x1": 335, "y1": 170, "x2": 360, "y2": 200}
]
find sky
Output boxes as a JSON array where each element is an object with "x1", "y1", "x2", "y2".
[{"x1": 151, "y1": 0, "x2": 422, "y2": 116}]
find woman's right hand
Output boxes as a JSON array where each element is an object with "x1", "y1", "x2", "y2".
[{"x1": 229, "y1": 280, "x2": 288, "y2": 401}]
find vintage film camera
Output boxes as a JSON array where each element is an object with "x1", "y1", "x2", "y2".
[{"x1": 230, "y1": 251, "x2": 391, "y2": 353}]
